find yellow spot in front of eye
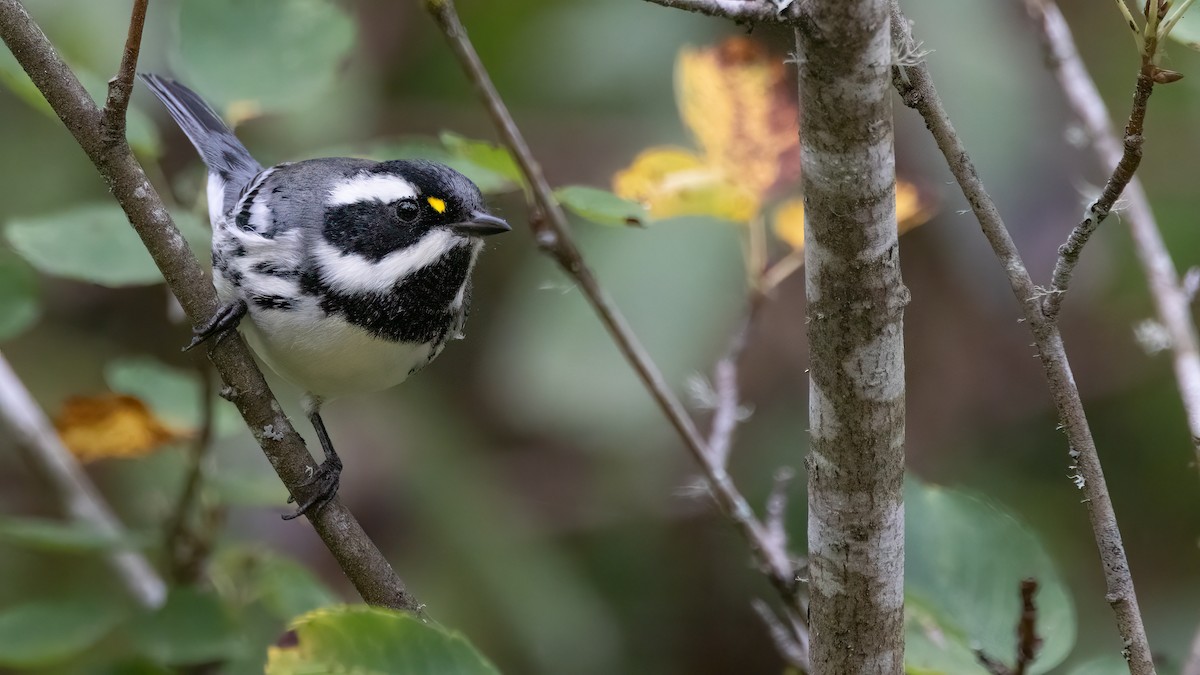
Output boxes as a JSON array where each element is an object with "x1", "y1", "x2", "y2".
[{"x1": 427, "y1": 197, "x2": 446, "y2": 213}]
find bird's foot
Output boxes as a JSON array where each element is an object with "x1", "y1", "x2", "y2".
[
  {"x1": 282, "y1": 456, "x2": 342, "y2": 520},
  {"x1": 183, "y1": 299, "x2": 247, "y2": 352}
]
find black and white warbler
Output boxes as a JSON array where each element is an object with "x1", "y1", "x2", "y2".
[{"x1": 142, "y1": 74, "x2": 510, "y2": 519}]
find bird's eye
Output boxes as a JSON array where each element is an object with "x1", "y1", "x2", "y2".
[{"x1": 395, "y1": 199, "x2": 420, "y2": 223}]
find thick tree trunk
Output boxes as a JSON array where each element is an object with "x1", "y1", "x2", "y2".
[{"x1": 796, "y1": 1, "x2": 907, "y2": 672}]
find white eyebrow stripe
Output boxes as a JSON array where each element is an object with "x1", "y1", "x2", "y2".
[
  {"x1": 312, "y1": 229, "x2": 464, "y2": 294},
  {"x1": 327, "y1": 175, "x2": 417, "y2": 207}
]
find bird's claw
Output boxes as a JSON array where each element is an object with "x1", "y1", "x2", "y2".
[{"x1": 282, "y1": 458, "x2": 342, "y2": 520}]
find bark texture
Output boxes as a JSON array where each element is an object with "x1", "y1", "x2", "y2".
[{"x1": 796, "y1": 2, "x2": 906, "y2": 672}]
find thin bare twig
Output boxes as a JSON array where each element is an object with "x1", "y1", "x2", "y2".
[
  {"x1": 0, "y1": 0, "x2": 419, "y2": 612},
  {"x1": 640, "y1": 0, "x2": 786, "y2": 22},
  {"x1": 424, "y1": 0, "x2": 801, "y2": 611},
  {"x1": 889, "y1": 3, "x2": 1154, "y2": 672},
  {"x1": 1025, "y1": 0, "x2": 1200, "y2": 475},
  {"x1": 100, "y1": 0, "x2": 147, "y2": 143},
  {"x1": 165, "y1": 364, "x2": 221, "y2": 584},
  {"x1": 1183, "y1": 623, "x2": 1200, "y2": 675},
  {"x1": 706, "y1": 292, "x2": 765, "y2": 465},
  {"x1": 975, "y1": 579, "x2": 1043, "y2": 675},
  {"x1": 1043, "y1": 67, "x2": 1155, "y2": 319},
  {"x1": 752, "y1": 599, "x2": 809, "y2": 671},
  {"x1": 0, "y1": 351, "x2": 166, "y2": 609}
]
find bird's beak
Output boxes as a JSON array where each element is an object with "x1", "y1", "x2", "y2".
[{"x1": 452, "y1": 212, "x2": 511, "y2": 237}]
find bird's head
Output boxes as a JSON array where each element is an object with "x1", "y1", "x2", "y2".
[{"x1": 321, "y1": 159, "x2": 509, "y2": 262}]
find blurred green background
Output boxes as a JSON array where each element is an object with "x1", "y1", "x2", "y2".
[{"x1": 1, "y1": 0, "x2": 1199, "y2": 673}]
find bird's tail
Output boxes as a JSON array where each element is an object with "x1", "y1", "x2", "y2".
[{"x1": 140, "y1": 74, "x2": 262, "y2": 210}]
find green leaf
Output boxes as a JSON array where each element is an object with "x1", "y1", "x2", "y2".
[
  {"x1": 0, "y1": 252, "x2": 39, "y2": 340},
  {"x1": 1167, "y1": 6, "x2": 1200, "y2": 50},
  {"x1": 904, "y1": 478, "x2": 1076, "y2": 675},
  {"x1": 266, "y1": 606, "x2": 501, "y2": 675},
  {"x1": 0, "y1": 597, "x2": 125, "y2": 667},
  {"x1": 104, "y1": 356, "x2": 243, "y2": 438},
  {"x1": 0, "y1": 517, "x2": 154, "y2": 554},
  {"x1": 554, "y1": 185, "x2": 647, "y2": 227},
  {"x1": 310, "y1": 138, "x2": 516, "y2": 195},
  {"x1": 172, "y1": 0, "x2": 355, "y2": 116},
  {"x1": 128, "y1": 588, "x2": 242, "y2": 666},
  {"x1": 5, "y1": 204, "x2": 209, "y2": 287},
  {"x1": 440, "y1": 132, "x2": 526, "y2": 189}
]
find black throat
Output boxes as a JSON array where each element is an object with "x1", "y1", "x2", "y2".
[{"x1": 301, "y1": 244, "x2": 475, "y2": 344}]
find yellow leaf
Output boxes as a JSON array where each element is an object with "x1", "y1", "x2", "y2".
[
  {"x1": 770, "y1": 181, "x2": 937, "y2": 251},
  {"x1": 54, "y1": 394, "x2": 189, "y2": 462},
  {"x1": 613, "y1": 147, "x2": 758, "y2": 222},
  {"x1": 897, "y1": 180, "x2": 936, "y2": 233},
  {"x1": 771, "y1": 198, "x2": 806, "y2": 250},
  {"x1": 224, "y1": 99, "x2": 263, "y2": 128},
  {"x1": 676, "y1": 37, "x2": 800, "y2": 202}
]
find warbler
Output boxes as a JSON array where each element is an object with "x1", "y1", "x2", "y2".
[{"x1": 142, "y1": 74, "x2": 510, "y2": 519}]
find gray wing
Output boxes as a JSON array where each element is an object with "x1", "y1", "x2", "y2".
[{"x1": 140, "y1": 74, "x2": 262, "y2": 217}]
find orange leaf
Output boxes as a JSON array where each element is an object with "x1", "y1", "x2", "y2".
[
  {"x1": 676, "y1": 37, "x2": 800, "y2": 203},
  {"x1": 613, "y1": 147, "x2": 758, "y2": 222},
  {"x1": 55, "y1": 394, "x2": 189, "y2": 462}
]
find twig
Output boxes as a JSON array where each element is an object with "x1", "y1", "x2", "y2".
[
  {"x1": 1043, "y1": 67, "x2": 1155, "y2": 319},
  {"x1": 1013, "y1": 579, "x2": 1041, "y2": 675},
  {"x1": 640, "y1": 0, "x2": 786, "y2": 22},
  {"x1": 751, "y1": 599, "x2": 809, "y2": 672},
  {"x1": 1183, "y1": 623, "x2": 1200, "y2": 675},
  {"x1": 974, "y1": 578, "x2": 1043, "y2": 675},
  {"x1": 1025, "y1": 0, "x2": 1200, "y2": 476},
  {"x1": 424, "y1": 0, "x2": 801, "y2": 611},
  {"x1": 0, "y1": 0, "x2": 419, "y2": 612},
  {"x1": 889, "y1": 3, "x2": 1154, "y2": 673},
  {"x1": 99, "y1": 0, "x2": 147, "y2": 144},
  {"x1": 165, "y1": 364, "x2": 220, "y2": 584},
  {"x1": 0, "y1": 351, "x2": 166, "y2": 609},
  {"x1": 706, "y1": 293, "x2": 764, "y2": 466}
]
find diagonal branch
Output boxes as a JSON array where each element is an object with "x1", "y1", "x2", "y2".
[
  {"x1": 424, "y1": 0, "x2": 802, "y2": 613},
  {"x1": 100, "y1": 0, "x2": 147, "y2": 143},
  {"x1": 1024, "y1": 0, "x2": 1200, "y2": 475},
  {"x1": 639, "y1": 0, "x2": 787, "y2": 22},
  {"x1": 889, "y1": 2, "x2": 1154, "y2": 672},
  {"x1": 0, "y1": 0, "x2": 419, "y2": 613},
  {"x1": 1043, "y1": 67, "x2": 1155, "y2": 319},
  {"x1": 0, "y1": 351, "x2": 166, "y2": 609}
]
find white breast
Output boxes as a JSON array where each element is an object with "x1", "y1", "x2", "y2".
[{"x1": 240, "y1": 302, "x2": 434, "y2": 400}]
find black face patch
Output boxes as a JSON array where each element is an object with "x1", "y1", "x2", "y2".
[
  {"x1": 321, "y1": 201, "x2": 429, "y2": 262},
  {"x1": 301, "y1": 244, "x2": 474, "y2": 344}
]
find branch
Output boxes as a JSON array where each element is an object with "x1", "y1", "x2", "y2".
[
  {"x1": 1024, "y1": 0, "x2": 1200, "y2": 476},
  {"x1": 0, "y1": 0, "x2": 419, "y2": 613},
  {"x1": 1043, "y1": 69, "x2": 1154, "y2": 319},
  {"x1": 974, "y1": 578, "x2": 1043, "y2": 675},
  {"x1": 165, "y1": 364, "x2": 222, "y2": 584},
  {"x1": 705, "y1": 293, "x2": 763, "y2": 465},
  {"x1": 424, "y1": 0, "x2": 802, "y2": 612},
  {"x1": 889, "y1": 3, "x2": 1155, "y2": 673},
  {"x1": 0, "y1": 351, "x2": 166, "y2": 609},
  {"x1": 1184, "y1": 623, "x2": 1200, "y2": 675},
  {"x1": 639, "y1": 0, "x2": 788, "y2": 22},
  {"x1": 99, "y1": 0, "x2": 146, "y2": 143},
  {"x1": 752, "y1": 599, "x2": 809, "y2": 672},
  {"x1": 797, "y1": 0, "x2": 907, "y2": 670}
]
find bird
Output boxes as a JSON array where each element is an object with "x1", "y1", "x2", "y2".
[{"x1": 141, "y1": 74, "x2": 510, "y2": 519}]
